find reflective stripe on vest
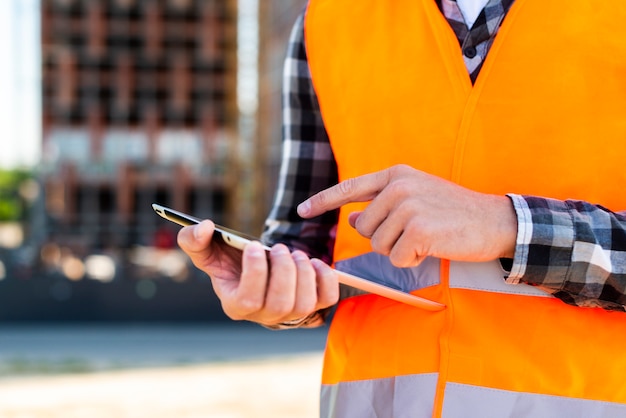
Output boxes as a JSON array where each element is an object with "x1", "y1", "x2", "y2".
[
  {"x1": 323, "y1": 258, "x2": 626, "y2": 414},
  {"x1": 441, "y1": 383, "x2": 626, "y2": 418},
  {"x1": 305, "y1": 0, "x2": 626, "y2": 416},
  {"x1": 321, "y1": 377, "x2": 626, "y2": 418},
  {"x1": 335, "y1": 254, "x2": 550, "y2": 298},
  {"x1": 321, "y1": 374, "x2": 438, "y2": 418}
]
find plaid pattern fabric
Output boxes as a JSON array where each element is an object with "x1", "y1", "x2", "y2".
[
  {"x1": 437, "y1": 0, "x2": 515, "y2": 81},
  {"x1": 262, "y1": 3, "x2": 626, "y2": 310},
  {"x1": 262, "y1": 13, "x2": 338, "y2": 264},
  {"x1": 508, "y1": 195, "x2": 626, "y2": 311}
]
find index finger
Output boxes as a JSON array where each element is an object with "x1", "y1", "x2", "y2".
[{"x1": 297, "y1": 169, "x2": 390, "y2": 218}]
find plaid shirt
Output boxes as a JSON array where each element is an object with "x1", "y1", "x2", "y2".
[{"x1": 262, "y1": 1, "x2": 626, "y2": 311}]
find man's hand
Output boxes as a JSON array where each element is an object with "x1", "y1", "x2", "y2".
[
  {"x1": 177, "y1": 220, "x2": 339, "y2": 326},
  {"x1": 297, "y1": 165, "x2": 517, "y2": 267}
]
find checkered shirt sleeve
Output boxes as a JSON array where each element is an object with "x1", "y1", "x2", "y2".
[
  {"x1": 261, "y1": 13, "x2": 339, "y2": 265},
  {"x1": 507, "y1": 195, "x2": 626, "y2": 311}
]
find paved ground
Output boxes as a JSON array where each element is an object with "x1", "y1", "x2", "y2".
[
  {"x1": 0, "y1": 324, "x2": 328, "y2": 417},
  {"x1": 0, "y1": 353, "x2": 323, "y2": 418}
]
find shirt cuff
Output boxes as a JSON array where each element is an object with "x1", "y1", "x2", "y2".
[
  {"x1": 505, "y1": 194, "x2": 532, "y2": 284},
  {"x1": 505, "y1": 194, "x2": 575, "y2": 289}
]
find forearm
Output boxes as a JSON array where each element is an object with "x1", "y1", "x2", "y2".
[{"x1": 507, "y1": 194, "x2": 626, "y2": 311}]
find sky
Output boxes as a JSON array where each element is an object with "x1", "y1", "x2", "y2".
[{"x1": 0, "y1": 0, "x2": 41, "y2": 169}]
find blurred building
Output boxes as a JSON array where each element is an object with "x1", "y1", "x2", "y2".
[
  {"x1": 0, "y1": 0, "x2": 317, "y2": 322},
  {"x1": 255, "y1": 0, "x2": 307, "y2": 221},
  {"x1": 40, "y1": 0, "x2": 238, "y2": 251}
]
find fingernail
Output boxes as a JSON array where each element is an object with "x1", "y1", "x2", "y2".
[
  {"x1": 310, "y1": 258, "x2": 322, "y2": 268},
  {"x1": 193, "y1": 225, "x2": 204, "y2": 241},
  {"x1": 297, "y1": 200, "x2": 311, "y2": 217},
  {"x1": 271, "y1": 244, "x2": 290, "y2": 256},
  {"x1": 310, "y1": 258, "x2": 326, "y2": 270},
  {"x1": 292, "y1": 251, "x2": 308, "y2": 262},
  {"x1": 248, "y1": 241, "x2": 264, "y2": 257},
  {"x1": 194, "y1": 222, "x2": 209, "y2": 241}
]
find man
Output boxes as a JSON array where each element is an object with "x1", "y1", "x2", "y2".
[{"x1": 179, "y1": 0, "x2": 626, "y2": 416}]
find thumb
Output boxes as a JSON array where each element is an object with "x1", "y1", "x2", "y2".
[{"x1": 177, "y1": 220, "x2": 215, "y2": 253}]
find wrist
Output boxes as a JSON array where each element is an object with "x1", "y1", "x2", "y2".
[{"x1": 492, "y1": 194, "x2": 518, "y2": 259}]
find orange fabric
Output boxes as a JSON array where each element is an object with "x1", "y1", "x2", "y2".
[
  {"x1": 305, "y1": 0, "x2": 626, "y2": 411},
  {"x1": 306, "y1": 0, "x2": 626, "y2": 261},
  {"x1": 306, "y1": 0, "x2": 468, "y2": 263},
  {"x1": 321, "y1": 278, "x2": 448, "y2": 383},
  {"x1": 447, "y1": 286, "x2": 626, "y2": 402}
]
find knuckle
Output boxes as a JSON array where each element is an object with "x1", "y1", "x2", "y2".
[
  {"x1": 338, "y1": 177, "x2": 357, "y2": 196},
  {"x1": 270, "y1": 248, "x2": 296, "y2": 271},
  {"x1": 386, "y1": 178, "x2": 411, "y2": 198},
  {"x1": 316, "y1": 270, "x2": 339, "y2": 308},
  {"x1": 391, "y1": 164, "x2": 411, "y2": 175},
  {"x1": 370, "y1": 233, "x2": 391, "y2": 255},
  {"x1": 318, "y1": 286, "x2": 339, "y2": 309},
  {"x1": 237, "y1": 297, "x2": 264, "y2": 316},
  {"x1": 265, "y1": 301, "x2": 293, "y2": 320},
  {"x1": 389, "y1": 250, "x2": 411, "y2": 268},
  {"x1": 354, "y1": 216, "x2": 373, "y2": 238},
  {"x1": 398, "y1": 198, "x2": 415, "y2": 213},
  {"x1": 310, "y1": 190, "x2": 329, "y2": 210},
  {"x1": 292, "y1": 298, "x2": 316, "y2": 319},
  {"x1": 293, "y1": 250, "x2": 312, "y2": 268},
  {"x1": 404, "y1": 221, "x2": 421, "y2": 236},
  {"x1": 404, "y1": 222, "x2": 428, "y2": 246},
  {"x1": 243, "y1": 258, "x2": 266, "y2": 278},
  {"x1": 388, "y1": 230, "x2": 427, "y2": 268},
  {"x1": 386, "y1": 165, "x2": 403, "y2": 180}
]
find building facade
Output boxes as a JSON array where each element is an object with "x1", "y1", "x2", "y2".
[
  {"x1": 41, "y1": 0, "x2": 238, "y2": 251},
  {"x1": 1, "y1": 0, "x2": 316, "y2": 322}
]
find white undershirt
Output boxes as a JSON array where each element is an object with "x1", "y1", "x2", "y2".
[{"x1": 456, "y1": 0, "x2": 490, "y2": 27}]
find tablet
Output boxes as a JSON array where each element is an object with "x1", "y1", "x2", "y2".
[{"x1": 152, "y1": 203, "x2": 445, "y2": 311}]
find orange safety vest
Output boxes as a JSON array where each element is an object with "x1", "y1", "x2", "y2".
[{"x1": 305, "y1": 0, "x2": 626, "y2": 416}]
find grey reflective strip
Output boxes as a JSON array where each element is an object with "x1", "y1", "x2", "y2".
[
  {"x1": 336, "y1": 253, "x2": 550, "y2": 298},
  {"x1": 335, "y1": 253, "x2": 440, "y2": 293},
  {"x1": 321, "y1": 373, "x2": 438, "y2": 418},
  {"x1": 449, "y1": 260, "x2": 552, "y2": 297},
  {"x1": 442, "y1": 382, "x2": 626, "y2": 418}
]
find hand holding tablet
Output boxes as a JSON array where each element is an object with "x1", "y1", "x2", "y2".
[{"x1": 153, "y1": 204, "x2": 445, "y2": 311}]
